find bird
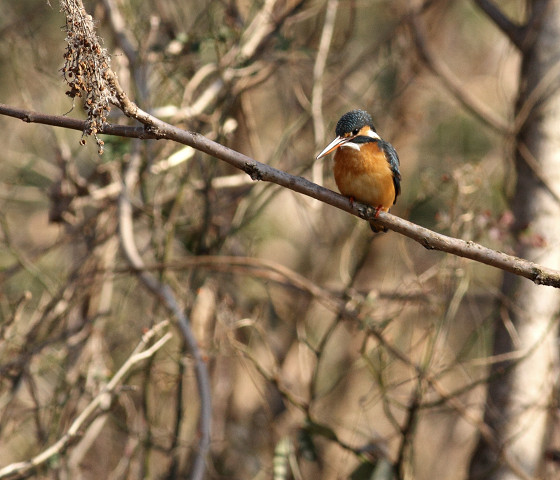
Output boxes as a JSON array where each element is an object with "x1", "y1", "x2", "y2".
[{"x1": 316, "y1": 109, "x2": 401, "y2": 232}]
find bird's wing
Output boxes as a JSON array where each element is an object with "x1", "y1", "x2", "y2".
[{"x1": 379, "y1": 140, "x2": 401, "y2": 202}]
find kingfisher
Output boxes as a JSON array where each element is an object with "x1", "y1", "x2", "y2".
[{"x1": 316, "y1": 109, "x2": 401, "y2": 232}]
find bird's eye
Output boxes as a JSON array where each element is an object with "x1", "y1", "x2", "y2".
[{"x1": 352, "y1": 128, "x2": 360, "y2": 135}]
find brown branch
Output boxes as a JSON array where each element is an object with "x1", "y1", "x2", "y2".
[
  {"x1": 311, "y1": 0, "x2": 339, "y2": 187},
  {"x1": 117, "y1": 144, "x2": 212, "y2": 480},
  {"x1": 101, "y1": 0, "x2": 138, "y2": 66},
  {"x1": 0, "y1": 322, "x2": 172, "y2": 480},
  {"x1": 410, "y1": 15, "x2": 512, "y2": 135},
  {"x1": 2, "y1": 102, "x2": 560, "y2": 287},
  {"x1": 472, "y1": 0, "x2": 527, "y2": 49}
]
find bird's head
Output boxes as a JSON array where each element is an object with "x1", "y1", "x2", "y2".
[{"x1": 316, "y1": 109, "x2": 379, "y2": 159}]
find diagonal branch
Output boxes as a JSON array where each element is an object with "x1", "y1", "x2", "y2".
[
  {"x1": 410, "y1": 15, "x2": 512, "y2": 135},
  {"x1": 0, "y1": 322, "x2": 172, "y2": 480},
  {"x1": 1, "y1": 102, "x2": 560, "y2": 287},
  {"x1": 118, "y1": 144, "x2": 212, "y2": 480},
  {"x1": 472, "y1": 0, "x2": 527, "y2": 50}
]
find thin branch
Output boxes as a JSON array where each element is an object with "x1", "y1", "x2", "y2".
[
  {"x1": 118, "y1": 146, "x2": 212, "y2": 480},
  {"x1": 101, "y1": 0, "x2": 138, "y2": 65},
  {"x1": 410, "y1": 15, "x2": 512, "y2": 135},
  {"x1": 472, "y1": 0, "x2": 527, "y2": 49},
  {"x1": 2, "y1": 103, "x2": 560, "y2": 287},
  {"x1": 222, "y1": 0, "x2": 305, "y2": 65},
  {"x1": 0, "y1": 322, "x2": 172, "y2": 480},
  {"x1": 395, "y1": 387, "x2": 421, "y2": 478},
  {"x1": 157, "y1": 0, "x2": 305, "y2": 121},
  {"x1": 311, "y1": 0, "x2": 339, "y2": 186}
]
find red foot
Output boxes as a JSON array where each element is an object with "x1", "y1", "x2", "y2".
[{"x1": 370, "y1": 206, "x2": 387, "y2": 233}]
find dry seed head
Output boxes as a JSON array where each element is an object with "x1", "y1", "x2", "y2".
[{"x1": 60, "y1": 0, "x2": 116, "y2": 155}]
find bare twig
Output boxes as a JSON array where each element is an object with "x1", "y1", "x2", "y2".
[
  {"x1": 222, "y1": 0, "x2": 304, "y2": 65},
  {"x1": 410, "y1": 14, "x2": 512, "y2": 135},
  {"x1": 118, "y1": 147, "x2": 212, "y2": 480},
  {"x1": 311, "y1": 0, "x2": 339, "y2": 186},
  {"x1": 0, "y1": 322, "x2": 172, "y2": 480},
  {"x1": 101, "y1": 0, "x2": 138, "y2": 65},
  {"x1": 156, "y1": 0, "x2": 305, "y2": 121},
  {"x1": 2, "y1": 102, "x2": 560, "y2": 287},
  {"x1": 472, "y1": 0, "x2": 526, "y2": 49}
]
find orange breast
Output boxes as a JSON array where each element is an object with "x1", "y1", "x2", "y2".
[{"x1": 333, "y1": 143, "x2": 395, "y2": 212}]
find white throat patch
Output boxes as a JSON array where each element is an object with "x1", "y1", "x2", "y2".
[
  {"x1": 341, "y1": 142, "x2": 361, "y2": 151},
  {"x1": 366, "y1": 128, "x2": 380, "y2": 140}
]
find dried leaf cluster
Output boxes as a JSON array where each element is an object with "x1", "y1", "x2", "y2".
[{"x1": 61, "y1": 0, "x2": 114, "y2": 154}]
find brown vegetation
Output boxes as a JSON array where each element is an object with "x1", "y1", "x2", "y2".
[{"x1": 0, "y1": 1, "x2": 559, "y2": 479}]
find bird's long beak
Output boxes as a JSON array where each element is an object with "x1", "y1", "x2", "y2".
[{"x1": 316, "y1": 136, "x2": 351, "y2": 159}]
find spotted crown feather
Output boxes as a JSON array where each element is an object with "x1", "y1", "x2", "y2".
[{"x1": 335, "y1": 109, "x2": 376, "y2": 137}]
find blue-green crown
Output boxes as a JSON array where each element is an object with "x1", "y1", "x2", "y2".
[{"x1": 335, "y1": 109, "x2": 375, "y2": 137}]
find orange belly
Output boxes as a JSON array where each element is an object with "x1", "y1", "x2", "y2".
[{"x1": 333, "y1": 147, "x2": 395, "y2": 211}]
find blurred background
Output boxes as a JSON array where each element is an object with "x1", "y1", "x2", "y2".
[{"x1": 0, "y1": 1, "x2": 548, "y2": 479}]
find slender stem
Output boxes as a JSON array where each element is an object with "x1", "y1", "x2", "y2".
[
  {"x1": 118, "y1": 146, "x2": 212, "y2": 480},
  {"x1": 2, "y1": 103, "x2": 560, "y2": 287}
]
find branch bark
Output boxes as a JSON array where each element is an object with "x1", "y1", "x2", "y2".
[
  {"x1": 2, "y1": 102, "x2": 560, "y2": 288},
  {"x1": 410, "y1": 14, "x2": 512, "y2": 135},
  {"x1": 472, "y1": 0, "x2": 527, "y2": 49},
  {"x1": 118, "y1": 145, "x2": 212, "y2": 480},
  {"x1": 468, "y1": 1, "x2": 560, "y2": 478},
  {"x1": 0, "y1": 322, "x2": 172, "y2": 480}
]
